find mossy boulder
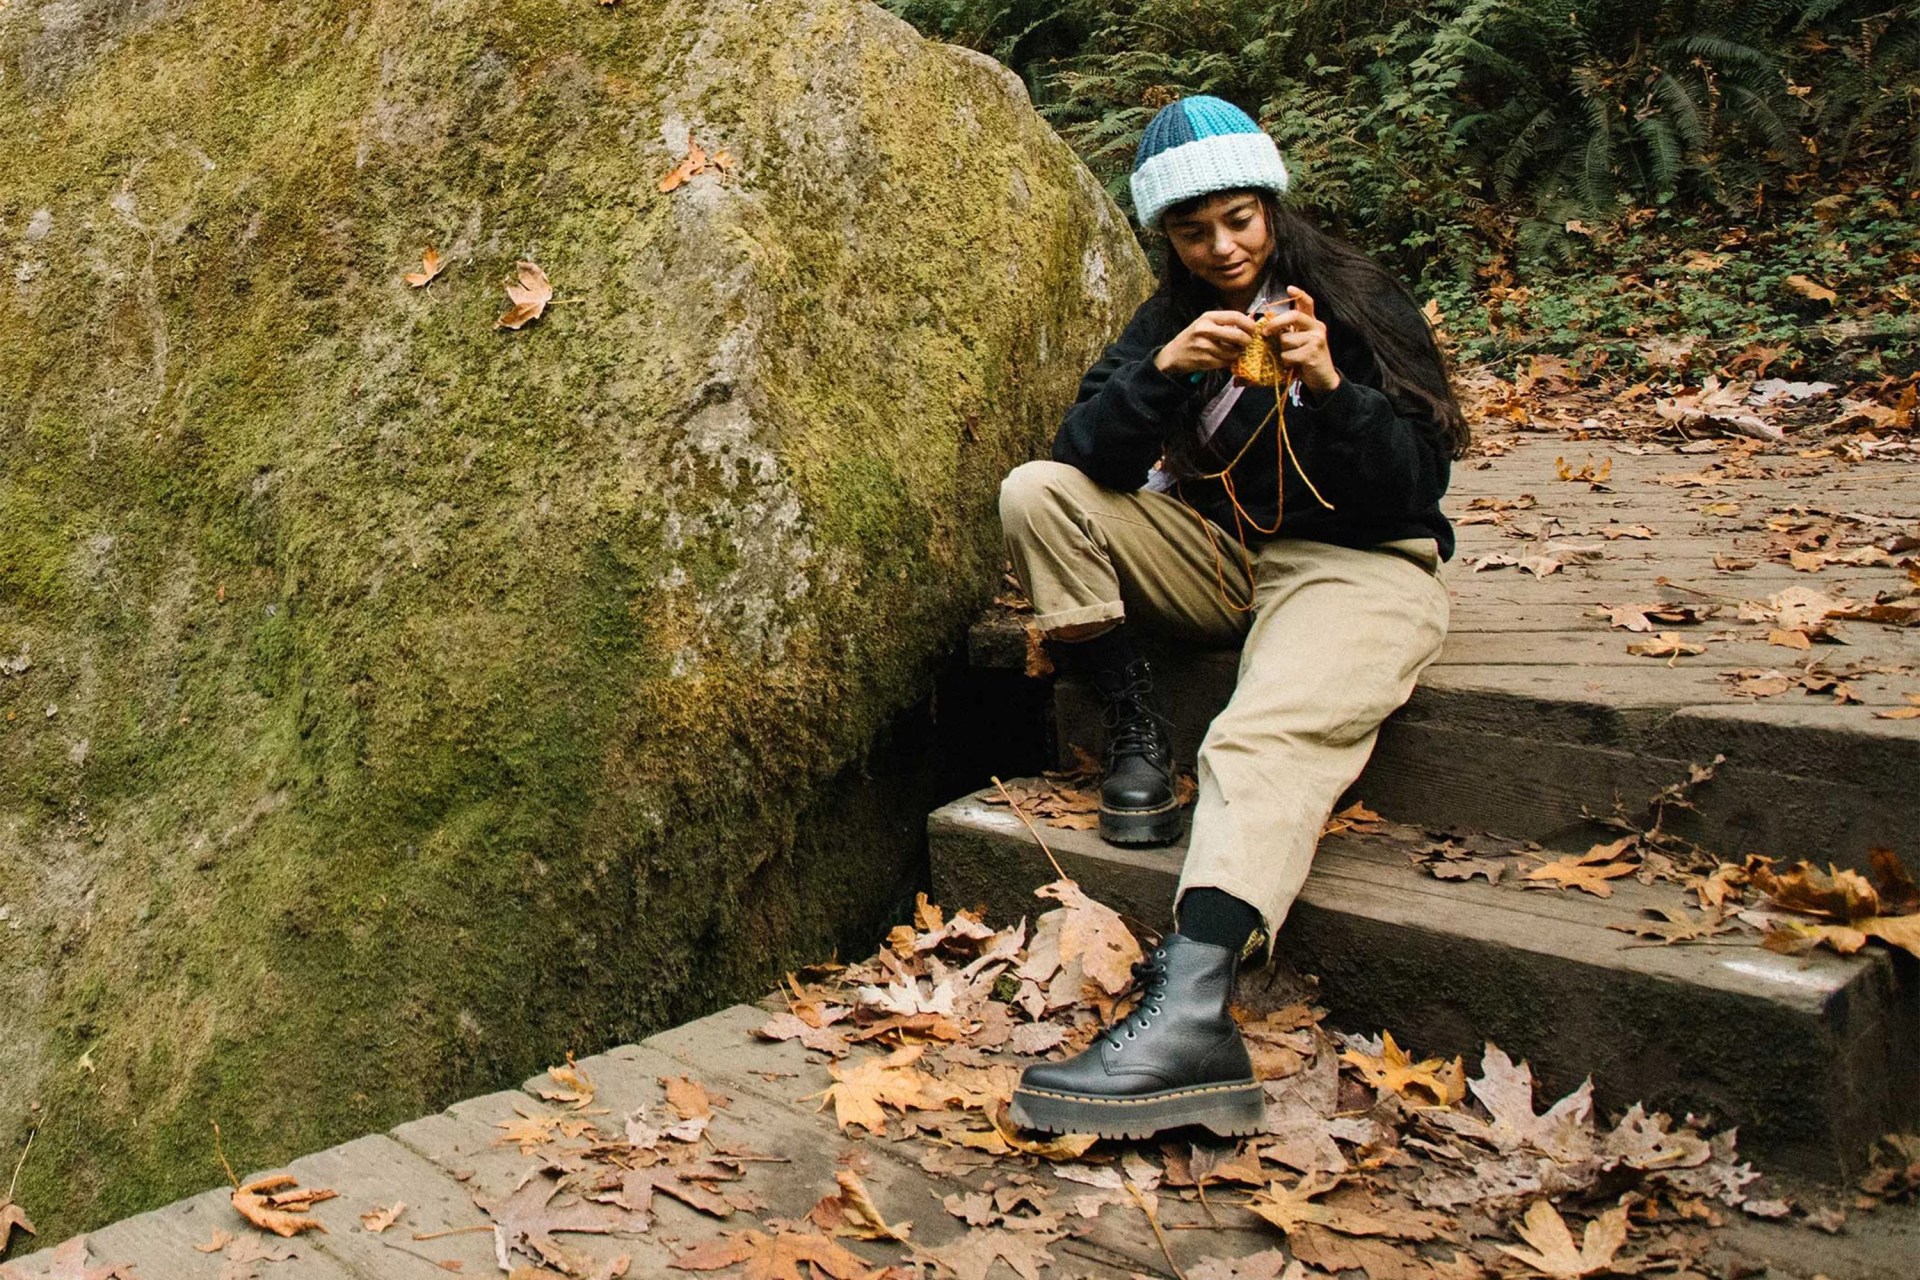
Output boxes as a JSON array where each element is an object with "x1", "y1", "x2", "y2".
[{"x1": 0, "y1": 0, "x2": 1150, "y2": 1236}]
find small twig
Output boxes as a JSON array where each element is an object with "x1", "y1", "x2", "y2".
[
  {"x1": 6, "y1": 1125, "x2": 35, "y2": 1203},
  {"x1": 211, "y1": 1121, "x2": 240, "y2": 1191},
  {"x1": 410, "y1": 1224, "x2": 495, "y2": 1242},
  {"x1": 1654, "y1": 576, "x2": 1752, "y2": 605},
  {"x1": 1193, "y1": 1176, "x2": 1221, "y2": 1228},
  {"x1": 382, "y1": 1237, "x2": 476, "y2": 1270},
  {"x1": 991, "y1": 775, "x2": 1067, "y2": 881},
  {"x1": 1127, "y1": 1180, "x2": 1186, "y2": 1280}
]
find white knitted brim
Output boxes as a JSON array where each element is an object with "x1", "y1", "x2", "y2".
[{"x1": 1130, "y1": 131, "x2": 1291, "y2": 230}]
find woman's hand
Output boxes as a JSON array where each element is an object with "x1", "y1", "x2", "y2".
[
  {"x1": 1266, "y1": 286, "x2": 1341, "y2": 396},
  {"x1": 1152, "y1": 310, "x2": 1258, "y2": 376}
]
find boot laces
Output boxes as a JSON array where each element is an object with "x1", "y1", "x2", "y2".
[
  {"x1": 1101, "y1": 674, "x2": 1170, "y2": 763},
  {"x1": 1107, "y1": 947, "x2": 1170, "y2": 1052}
]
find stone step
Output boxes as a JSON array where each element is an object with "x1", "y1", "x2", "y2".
[
  {"x1": 968, "y1": 616, "x2": 1917, "y2": 875},
  {"x1": 928, "y1": 787, "x2": 1920, "y2": 1180}
]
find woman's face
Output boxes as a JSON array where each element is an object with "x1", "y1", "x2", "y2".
[{"x1": 1163, "y1": 192, "x2": 1271, "y2": 302}]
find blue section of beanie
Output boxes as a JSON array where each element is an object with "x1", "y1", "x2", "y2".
[
  {"x1": 1182, "y1": 95, "x2": 1261, "y2": 142},
  {"x1": 1135, "y1": 100, "x2": 1195, "y2": 165}
]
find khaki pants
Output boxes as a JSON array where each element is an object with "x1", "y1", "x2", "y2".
[{"x1": 999, "y1": 460, "x2": 1449, "y2": 941}]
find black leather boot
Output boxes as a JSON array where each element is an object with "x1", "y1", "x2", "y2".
[
  {"x1": 1010, "y1": 934, "x2": 1264, "y2": 1139},
  {"x1": 1091, "y1": 656, "x2": 1183, "y2": 846}
]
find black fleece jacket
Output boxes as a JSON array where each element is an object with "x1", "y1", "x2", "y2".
[{"x1": 1051, "y1": 287, "x2": 1455, "y2": 561}]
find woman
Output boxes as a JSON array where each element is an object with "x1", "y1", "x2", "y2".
[{"x1": 1003, "y1": 95, "x2": 1468, "y2": 1139}]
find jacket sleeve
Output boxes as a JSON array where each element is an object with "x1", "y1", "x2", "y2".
[
  {"x1": 1050, "y1": 297, "x2": 1199, "y2": 491},
  {"x1": 1282, "y1": 312, "x2": 1451, "y2": 519}
]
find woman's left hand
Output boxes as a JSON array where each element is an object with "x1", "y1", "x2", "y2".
[{"x1": 1265, "y1": 286, "x2": 1341, "y2": 397}]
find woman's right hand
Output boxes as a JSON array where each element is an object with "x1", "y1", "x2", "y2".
[{"x1": 1152, "y1": 311, "x2": 1260, "y2": 377}]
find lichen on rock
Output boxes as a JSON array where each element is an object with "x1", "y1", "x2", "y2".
[{"x1": 0, "y1": 0, "x2": 1149, "y2": 1235}]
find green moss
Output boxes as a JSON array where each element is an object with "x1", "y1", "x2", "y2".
[{"x1": 0, "y1": 0, "x2": 1149, "y2": 1240}]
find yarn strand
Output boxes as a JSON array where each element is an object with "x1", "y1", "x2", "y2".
[{"x1": 1170, "y1": 342, "x2": 1334, "y2": 613}]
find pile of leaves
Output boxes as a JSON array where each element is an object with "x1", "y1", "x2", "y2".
[{"x1": 738, "y1": 881, "x2": 1812, "y2": 1280}]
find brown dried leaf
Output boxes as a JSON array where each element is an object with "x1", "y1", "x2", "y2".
[
  {"x1": 1525, "y1": 856, "x2": 1637, "y2": 898},
  {"x1": 232, "y1": 1175, "x2": 335, "y2": 1237},
  {"x1": 358, "y1": 1202, "x2": 405, "y2": 1233},
  {"x1": 1608, "y1": 905, "x2": 1738, "y2": 946},
  {"x1": 219, "y1": 1233, "x2": 296, "y2": 1280},
  {"x1": 662, "y1": 1075, "x2": 716, "y2": 1121},
  {"x1": 536, "y1": 1056, "x2": 595, "y2": 1110},
  {"x1": 757, "y1": 1012, "x2": 852, "y2": 1057},
  {"x1": 658, "y1": 136, "x2": 709, "y2": 193},
  {"x1": 403, "y1": 247, "x2": 445, "y2": 288},
  {"x1": 805, "y1": 1044, "x2": 934, "y2": 1134},
  {"x1": 495, "y1": 261, "x2": 553, "y2": 330},
  {"x1": 1495, "y1": 1200, "x2": 1636, "y2": 1277},
  {"x1": 671, "y1": 1229, "x2": 874, "y2": 1280},
  {"x1": 38, "y1": 1237, "x2": 141, "y2": 1280},
  {"x1": 1625, "y1": 632, "x2": 1706, "y2": 660},
  {"x1": 0, "y1": 1199, "x2": 34, "y2": 1255},
  {"x1": 1244, "y1": 1173, "x2": 1451, "y2": 1240},
  {"x1": 1339, "y1": 1033, "x2": 1466, "y2": 1108},
  {"x1": 808, "y1": 1170, "x2": 911, "y2": 1242},
  {"x1": 476, "y1": 1168, "x2": 620, "y2": 1273},
  {"x1": 913, "y1": 1227, "x2": 1058, "y2": 1280}
]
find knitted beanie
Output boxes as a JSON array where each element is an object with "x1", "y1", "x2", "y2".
[{"x1": 1129, "y1": 96, "x2": 1290, "y2": 230}]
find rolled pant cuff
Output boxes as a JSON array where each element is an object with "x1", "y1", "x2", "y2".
[{"x1": 1030, "y1": 600, "x2": 1126, "y2": 635}]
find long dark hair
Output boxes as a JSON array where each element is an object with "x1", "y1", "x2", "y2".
[{"x1": 1156, "y1": 191, "x2": 1471, "y2": 459}]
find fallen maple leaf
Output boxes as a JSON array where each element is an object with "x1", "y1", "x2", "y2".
[
  {"x1": 219, "y1": 1233, "x2": 296, "y2": 1280},
  {"x1": 536, "y1": 1056, "x2": 595, "y2": 1110},
  {"x1": 359, "y1": 1201, "x2": 404, "y2": 1233},
  {"x1": 0, "y1": 1197, "x2": 33, "y2": 1255},
  {"x1": 1339, "y1": 1033, "x2": 1465, "y2": 1107},
  {"x1": 590, "y1": 1164, "x2": 738, "y2": 1227},
  {"x1": 1245, "y1": 1172, "x2": 1451, "y2": 1240},
  {"x1": 671, "y1": 1229, "x2": 873, "y2": 1280},
  {"x1": 658, "y1": 136, "x2": 709, "y2": 193},
  {"x1": 808, "y1": 1169, "x2": 911, "y2": 1241},
  {"x1": 912, "y1": 1227, "x2": 1058, "y2": 1280},
  {"x1": 1625, "y1": 632, "x2": 1706, "y2": 660},
  {"x1": 1608, "y1": 905, "x2": 1738, "y2": 946},
  {"x1": 39, "y1": 1236, "x2": 141, "y2": 1280},
  {"x1": 1524, "y1": 849, "x2": 1637, "y2": 898},
  {"x1": 232, "y1": 1174, "x2": 335, "y2": 1237},
  {"x1": 805, "y1": 1043, "x2": 934, "y2": 1134},
  {"x1": 194, "y1": 1227, "x2": 233, "y2": 1253},
  {"x1": 1783, "y1": 273, "x2": 1837, "y2": 305},
  {"x1": 1322, "y1": 802, "x2": 1387, "y2": 837},
  {"x1": 1432, "y1": 1044, "x2": 1594, "y2": 1165},
  {"x1": 475, "y1": 1167, "x2": 620, "y2": 1273},
  {"x1": 1495, "y1": 1200, "x2": 1636, "y2": 1277},
  {"x1": 403, "y1": 247, "x2": 445, "y2": 288},
  {"x1": 662, "y1": 1075, "x2": 716, "y2": 1121},
  {"x1": 1018, "y1": 878, "x2": 1142, "y2": 1004},
  {"x1": 495, "y1": 261, "x2": 553, "y2": 330}
]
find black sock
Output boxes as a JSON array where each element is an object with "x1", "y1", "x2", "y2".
[{"x1": 1178, "y1": 887, "x2": 1261, "y2": 953}]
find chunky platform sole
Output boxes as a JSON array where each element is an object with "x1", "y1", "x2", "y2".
[
  {"x1": 1098, "y1": 798, "x2": 1184, "y2": 846},
  {"x1": 1010, "y1": 1078, "x2": 1265, "y2": 1140}
]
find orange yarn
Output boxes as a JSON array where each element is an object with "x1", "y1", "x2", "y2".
[{"x1": 1172, "y1": 334, "x2": 1334, "y2": 613}]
